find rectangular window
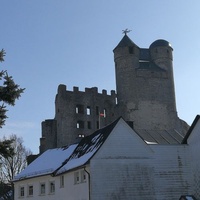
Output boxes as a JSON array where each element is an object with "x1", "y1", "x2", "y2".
[
  {"x1": 77, "y1": 120, "x2": 84, "y2": 129},
  {"x1": 28, "y1": 185, "x2": 33, "y2": 196},
  {"x1": 96, "y1": 121, "x2": 99, "y2": 129},
  {"x1": 75, "y1": 104, "x2": 84, "y2": 114},
  {"x1": 81, "y1": 170, "x2": 87, "y2": 182},
  {"x1": 96, "y1": 106, "x2": 99, "y2": 115},
  {"x1": 74, "y1": 171, "x2": 80, "y2": 184},
  {"x1": 49, "y1": 181, "x2": 55, "y2": 194},
  {"x1": 87, "y1": 121, "x2": 91, "y2": 129},
  {"x1": 20, "y1": 186, "x2": 25, "y2": 197},
  {"x1": 86, "y1": 106, "x2": 91, "y2": 115},
  {"x1": 40, "y1": 183, "x2": 45, "y2": 195},
  {"x1": 60, "y1": 175, "x2": 64, "y2": 188}
]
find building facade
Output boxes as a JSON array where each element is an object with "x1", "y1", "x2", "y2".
[
  {"x1": 14, "y1": 117, "x2": 200, "y2": 200},
  {"x1": 40, "y1": 34, "x2": 189, "y2": 153}
]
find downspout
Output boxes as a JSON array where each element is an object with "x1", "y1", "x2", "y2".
[{"x1": 84, "y1": 167, "x2": 91, "y2": 200}]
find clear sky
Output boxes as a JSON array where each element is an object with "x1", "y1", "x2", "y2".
[{"x1": 1, "y1": 1, "x2": 200, "y2": 154}]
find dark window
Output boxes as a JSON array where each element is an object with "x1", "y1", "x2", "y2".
[
  {"x1": 76, "y1": 104, "x2": 84, "y2": 114},
  {"x1": 87, "y1": 121, "x2": 91, "y2": 129},
  {"x1": 129, "y1": 47, "x2": 134, "y2": 54},
  {"x1": 96, "y1": 106, "x2": 99, "y2": 115},
  {"x1": 96, "y1": 121, "x2": 99, "y2": 129},
  {"x1": 77, "y1": 121, "x2": 84, "y2": 129}
]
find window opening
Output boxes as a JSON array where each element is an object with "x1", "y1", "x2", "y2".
[
  {"x1": 74, "y1": 171, "x2": 80, "y2": 184},
  {"x1": 20, "y1": 186, "x2": 25, "y2": 197},
  {"x1": 60, "y1": 175, "x2": 64, "y2": 188},
  {"x1": 96, "y1": 121, "x2": 99, "y2": 129},
  {"x1": 40, "y1": 183, "x2": 45, "y2": 195},
  {"x1": 78, "y1": 134, "x2": 85, "y2": 138},
  {"x1": 77, "y1": 121, "x2": 84, "y2": 129},
  {"x1": 81, "y1": 170, "x2": 87, "y2": 182},
  {"x1": 96, "y1": 106, "x2": 99, "y2": 115},
  {"x1": 87, "y1": 121, "x2": 91, "y2": 129},
  {"x1": 129, "y1": 46, "x2": 134, "y2": 54},
  {"x1": 87, "y1": 106, "x2": 91, "y2": 115},
  {"x1": 49, "y1": 181, "x2": 55, "y2": 194},
  {"x1": 28, "y1": 185, "x2": 33, "y2": 196},
  {"x1": 76, "y1": 104, "x2": 84, "y2": 114}
]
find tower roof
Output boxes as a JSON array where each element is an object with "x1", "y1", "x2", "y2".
[
  {"x1": 113, "y1": 34, "x2": 138, "y2": 51},
  {"x1": 150, "y1": 39, "x2": 172, "y2": 49}
]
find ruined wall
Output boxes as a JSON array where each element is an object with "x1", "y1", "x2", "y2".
[
  {"x1": 40, "y1": 35, "x2": 189, "y2": 153},
  {"x1": 54, "y1": 85, "x2": 116, "y2": 148}
]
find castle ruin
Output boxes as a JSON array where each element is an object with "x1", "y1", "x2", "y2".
[{"x1": 39, "y1": 34, "x2": 189, "y2": 153}]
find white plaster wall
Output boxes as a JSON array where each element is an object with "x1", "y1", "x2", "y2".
[
  {"x1": 187, "y1": 119, "x2": 200, "y2": 199},
  {"x1": 14, "y1": 167, "x2": 89, "y2": 200},
  {"x1": 90, "y1": 120, "x2": 192, "y2": 200}
]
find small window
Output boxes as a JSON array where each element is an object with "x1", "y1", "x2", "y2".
[
  {"x1": 96, "y1": 121, "x2": 99, "y2": 129},
  {"x1": 20, "y1": 186, "x2": 25, "y2": 197},
  {"x1": 40, "y1": 183, "x2": 45, "y2": 195},
  {"x1": 87, "y1": 121, "x2": 91, "y2": 129},
  {"x1": 74, "y1": 171, "x2": 80, "y2": 184},
  {"x1": 87, "y1": 106, "x2": 91, "y2": 115},
  {"x1": 28, "y1": 185, "x2": 33, "y2": 196},
  {"x1": 78, "y1": 134, "x2": 85, "y2": 138},
  {"x1": 60, "y1": 175, "x2": 64, "y2": 188},
  {"x1": 76, "y1": 104, "x2": 84, "y2": 114},
  {"x1": 96, "y1": 106, "x2": 99, "y2": 115},
  {"x1": 129, "y1": 46, "x2": 134, "y2": 54},
  {"x1": 49, "y1": 181, "x2": 55, "y2": 194},
  {"x1": 81, "y1": 170, "x2": 87, "y2": 182},
  {"x1": 77, "y1": 120, "x2": 84, "y2": 129}
]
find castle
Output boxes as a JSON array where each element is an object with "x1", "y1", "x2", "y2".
[{"x1": 39, "y1": 33, "x2": 189, "y2": 153}]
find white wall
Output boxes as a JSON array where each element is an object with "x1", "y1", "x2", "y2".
[
  {"x1": 90, "y1": 119, "x2": 192, "y2": 200},
  {"x1": 14, "y1": 166, "x2": 89, "y2": 200}
]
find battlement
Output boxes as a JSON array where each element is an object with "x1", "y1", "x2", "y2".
[{"x1": 57, "y1": 84, "x2": 116, "y2": 97}]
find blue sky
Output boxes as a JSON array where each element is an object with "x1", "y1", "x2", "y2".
[{"x1": 1, "y1": 1, "x2": 200, "y2": 154}]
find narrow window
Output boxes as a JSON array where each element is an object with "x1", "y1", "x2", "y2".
[
  {"x1": 49, "y1": 181, "x2": 55, "y2": 194},
  {"x1": 60, "y1": 175, "x2": 64, "y2": 188},
  {"x1": 74, "y1": 171, "x2": 80, "y2": 184},
  {"x1": 96, "y1": 121, "x2": 99, "y2": 129},
  {"x1": 87, "y1": 121, "x2": 91, "y2": 129},
  {"x1": 81, "y1": 170, "x2": 87, "y2": 182},
  {"x1": 75, "y1": 104, "x2": 84, "y2": 114},
  {"x1": 20, "y1": 186, "x2": 25, "y2": 197},
  {"x1": 28, "y1": 185, "x2": 33, "y2": 196},
  {"x1": 77, "y1": 120, "x2": 84, "y2": 129},
  {"x1": 87, "y1": 106, "x2": 91, "y2": 115},
  {"x1": 103, "y1": 109, "x2": 106, "y2": 118},
  {"x1": 40, "y1": 183, "x2": 45, "y2": 195},
  {"x1": 96, "y1": 106, "x2": 99, "y2": 115},
  {"x1": 129, "y1": 46, "x2": 134, "y2": 54}
]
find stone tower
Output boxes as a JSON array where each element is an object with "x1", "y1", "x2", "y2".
[
  {"x1": 39, "y1": 34, "x2": 189, "y2": 153},
  {"x1": 113, "y1": 34, "x2": 181, "y2": 131}
]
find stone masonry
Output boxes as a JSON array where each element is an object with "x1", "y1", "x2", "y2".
[{"x1": 39, "y1": 34, "x2": 189, "y2": 153}]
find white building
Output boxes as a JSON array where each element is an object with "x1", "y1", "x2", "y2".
[{"x1": 13, "y1": 116, "x2": 200, "y2": 200}]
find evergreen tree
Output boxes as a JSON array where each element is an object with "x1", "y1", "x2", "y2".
[{"x1": 0, "y1": 49, "x2": 24, "y2": 158}]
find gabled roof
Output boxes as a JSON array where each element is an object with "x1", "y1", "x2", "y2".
[
  {"x1": 55, "y1": 118, "x2": 120, "y2": 175},
  {"x1": 14, "y1": 118, "x2": 121, "y2": 181},
  {"x1": 13, "y1": 144, "x2": 77, "y2": 181},
  {"x1": 113, "y1": 35, "x2": 138, "y2": 51},
  {"x1": 182, "y1": 115, "x2": 200, "y2": 144}
]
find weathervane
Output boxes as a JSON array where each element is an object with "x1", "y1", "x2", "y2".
[{"x1": 122, "y1": 28, "x2": 132, "y2": 35}]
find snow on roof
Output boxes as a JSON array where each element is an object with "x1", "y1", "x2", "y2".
[
  {"x1": 14, "y1": 118, "x2": 120, "y2": 180},
  {"x1": 14, "y1": 144, "x2": 77, "y2": 181}
]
